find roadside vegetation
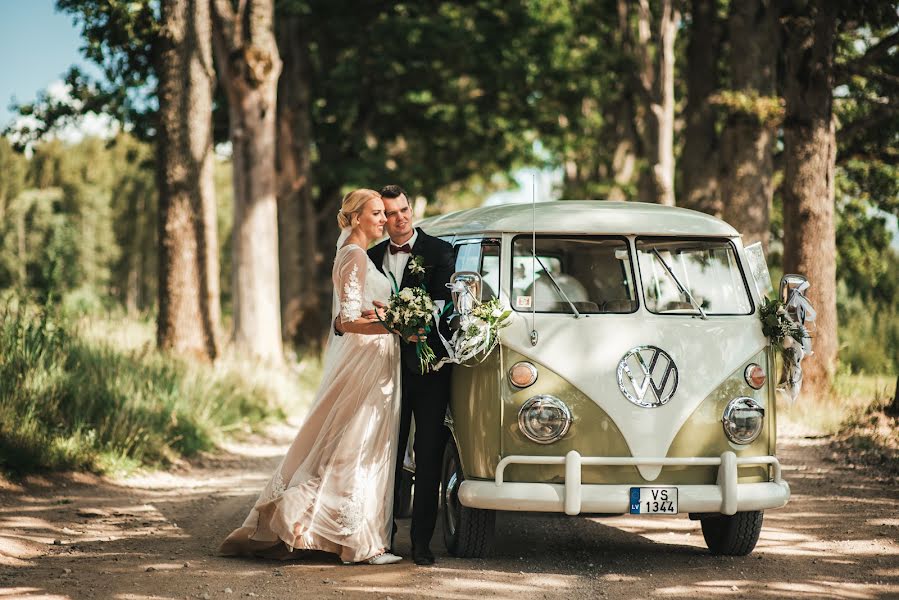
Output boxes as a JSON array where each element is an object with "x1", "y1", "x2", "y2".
[{"x1": 0, "y1": 294, "x2": 319, "y2": 477}]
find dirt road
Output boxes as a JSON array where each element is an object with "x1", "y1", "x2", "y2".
[{"x1": 2, "y1": 424, "x2": 897, "y2": 600}]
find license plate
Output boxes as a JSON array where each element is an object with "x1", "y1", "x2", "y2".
[{"x1": 629, "y1": 487, "x2": 677, "y2": 514}]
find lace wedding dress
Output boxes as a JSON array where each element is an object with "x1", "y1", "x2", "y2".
[{"x1": 220, "y1": 244, "x2": 400, "y2": 563}]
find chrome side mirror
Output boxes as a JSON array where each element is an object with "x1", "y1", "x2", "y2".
[
  {"x1": 779, "y1": 274, "x2": 808, "y2": 304},
  {"x1": 449, "y1": 271, "x2": 481, "y2": 316}
]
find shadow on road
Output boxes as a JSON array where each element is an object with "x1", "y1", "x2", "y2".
[{"x1": 1, "y1": 434, "x2": 897, "y2": 599}]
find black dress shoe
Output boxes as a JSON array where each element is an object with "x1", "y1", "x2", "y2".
[{"x1": 412, "y1": 546, "x2": 435, "y2": 565}]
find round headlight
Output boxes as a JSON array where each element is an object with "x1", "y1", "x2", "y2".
[
  {"x1": 518, "y1": 395, "x2": 571, "y2": 444},
  {"x1": 744, "y1": 363, "x2": 766, "y2": 389},
  {"x1": 509, "y1": 361, "x2": 538, "y2": 388},
  {"x1": 722, "y1": 397, "x2": 765, "y2": 444}
]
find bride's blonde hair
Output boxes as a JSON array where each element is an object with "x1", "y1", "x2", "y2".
[{"x1": 337, "y1": 188, "x2": 381, "y2": 229}]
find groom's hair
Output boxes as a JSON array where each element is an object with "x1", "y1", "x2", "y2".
[{"x1": 379, "y1": 184, "x2": 408, "y2": 203}]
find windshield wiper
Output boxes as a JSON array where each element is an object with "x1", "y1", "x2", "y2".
[
  {"x1": 651, "y1": 249, "x2": 707, "y2": 319},
  {"x1": 533, "y1": 255, "x2": 581, "y2": 318}
]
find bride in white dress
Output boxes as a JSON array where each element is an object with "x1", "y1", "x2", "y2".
[{"x1": 220, "y1": 189, "x2": 402, "y2": 565}]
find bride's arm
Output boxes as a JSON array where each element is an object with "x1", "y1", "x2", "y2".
[{"x1": 337, "y1": 248, "x2": 391, "y2": 336}]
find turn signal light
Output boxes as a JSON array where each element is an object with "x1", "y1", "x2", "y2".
[
  {"x1": 509, "y1": 361, "x2": 538, "y2": 388},
  {"x1": 744, "y1": 363, "x2": 766, "y2": 389}
]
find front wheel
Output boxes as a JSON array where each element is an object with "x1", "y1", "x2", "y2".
[
  {"x1": 700, "y1": 511, "x2": 764, "y2": 556},
  {"x1": 442, "y1": 439, "x2": 495, "y2": 557}
]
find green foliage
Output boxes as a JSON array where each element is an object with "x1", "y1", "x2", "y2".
[
  {"x1": 281, "y1": 0, "x2": 551, "y2": 201},
  {"x1": 837, "y1": 285, "x2": 899, "y2": 375},
  {"x1": 708, "y1": 91, "x2": 784, "y2": 125},
  {"x1": 0, "y1": 135, "x2": 157, "y2": 308},
  {"x1": 758, "y1": 297, "x2": 805, "y2": 353},
  {"x1": 0, "y1": 296, "x2": 285, "y2": 475}
]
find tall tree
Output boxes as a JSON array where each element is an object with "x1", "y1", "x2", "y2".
[
  {"x1": 781, "y1": 0, "x2": 839, "y2": 396},
  {"x1": 680, "y1": 0, "x2": 722, "y2": 215},
  {"x1": 719, "y1": 0, "x2": 780, "y2": 252},
  {"x1": 211, "y1": 0, "x2": 283, "y2": 363},
  {"x1": 274, "y1": 8, "x2": 318, "y2": 345},
  {"x1": 629, "y1": 0, "x2": 681, "y2": 205},
  {"x1": 156, "y1": 0, "x2": 221, "y2": 360}
]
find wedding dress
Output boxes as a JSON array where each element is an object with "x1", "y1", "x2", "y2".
[{"x1": 220, "y1": 243, "x2": 400, "y2": 563}]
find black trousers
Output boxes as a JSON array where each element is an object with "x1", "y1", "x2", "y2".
[{"x1": 393, "y1": 365, "x2": 452, "y2": 550}]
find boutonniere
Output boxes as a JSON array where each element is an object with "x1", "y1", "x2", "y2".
[{"x1": 408, "y1": 255, "x2": 427, "y2": 276}]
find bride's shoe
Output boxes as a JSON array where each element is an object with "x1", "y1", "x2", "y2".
[
  {"x1": 366, "y1": 552, "x2": 402, "y2": 565},
  {"x1": 343, "y1": 552, "x2": 402, "y2": 565}
]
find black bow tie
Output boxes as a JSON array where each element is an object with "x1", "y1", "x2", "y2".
[{"x1": 389, "y1": 243, "x2": 412, "y2": 255}]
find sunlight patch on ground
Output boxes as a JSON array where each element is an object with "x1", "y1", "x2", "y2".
[
  {"x1": 655, "y1": 578, "x2": 894, "y2": 599},
  {"x1": 0, "y1": 589, "x2": 70, "y2": 600},
  {"x1": 339, "y1": 568, "x2": 577, "y2": 599}
]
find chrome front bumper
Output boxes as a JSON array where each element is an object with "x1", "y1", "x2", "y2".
[{"x1": 458, "y1": 450, "x2": 790, "y2": 516}]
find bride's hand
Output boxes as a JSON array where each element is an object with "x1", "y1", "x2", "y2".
[{"x1": 362, "y1": 302, "x2": 387, "y2": 321}]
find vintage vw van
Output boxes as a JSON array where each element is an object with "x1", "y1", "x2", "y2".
[{"x1": 416, "y1": 200, "x2": 790, "y2": 558}]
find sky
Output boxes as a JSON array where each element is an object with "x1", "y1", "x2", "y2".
[{"x1": 0, "y1": 1, "x2": 99, "y2": 129}]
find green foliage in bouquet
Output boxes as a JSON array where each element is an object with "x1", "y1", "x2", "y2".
[
  {"x1": 379, "y1": 286, "x2": 440, "y2": 373},
  {"x1": 759, "y1": 297, "x2": 805, "y2": 353}
]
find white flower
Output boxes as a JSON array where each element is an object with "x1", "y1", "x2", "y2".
[
  {"x1": 399, "y1": 288, "x2": 415, "y2": 302},
  {"x1": 491, "y1": 308, "x2": 503, "y2": 318}
]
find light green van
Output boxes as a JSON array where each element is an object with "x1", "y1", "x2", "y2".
[{"x1": 415, "y1": 201, "x2": 790, "y2": 558}]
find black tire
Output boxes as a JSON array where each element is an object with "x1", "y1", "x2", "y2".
[
  {"x1": 701, "y1": 511, "x2": 764, "y2": 556},
  {"x1": 395, "y1": 469, "x2": 414, "y2": 519},
  {"x1": 442, "y1": 439, "x2": 495, "y2": 558}
]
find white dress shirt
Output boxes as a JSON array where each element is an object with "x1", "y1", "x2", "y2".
[{"x1": 383, "y1": 229, "x2": 419, "y2": 289}]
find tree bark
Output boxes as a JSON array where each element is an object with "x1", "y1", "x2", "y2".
[
  {"x1": 212, "y1": 0, "x2": 283, "y2": 363},
  {"x1": 632, "y1": 0, "x2": 680, "y2": 205},
  {"x1": 275, "y1": 14, "x2": 319, "y2": 347},
  {"x1": 782, "y1": 0, "x2": 839, "y2": 398},
  {"x1": 719, "y1": 0, "x2": 779, "y2": 252},
  {"x1": 680, "y1": 0, "x2": 721, "y2": 215},
  {"x1": 156, "y1": 0, "x2": 220, "y2": 361}
]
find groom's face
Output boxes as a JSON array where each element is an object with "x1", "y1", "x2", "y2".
[{"x1": 383, "y1": 194, "x2": 414, "y2": 242}]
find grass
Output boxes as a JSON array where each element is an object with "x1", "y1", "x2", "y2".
[
  {"x1": 0, "y1": 297, "x2": 320, "y2": 477},
  {"x1": 778, "y1": 372, "x2": 895, "y2": 435},
  {"x1": 778, "y1": 371, "x2": 898, "y2": 477}
]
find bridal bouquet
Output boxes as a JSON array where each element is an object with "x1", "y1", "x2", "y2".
[{"x1": 379, "y1": 286, "x2": 440, "y2": 373}]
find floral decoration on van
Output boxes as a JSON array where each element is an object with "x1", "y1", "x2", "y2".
[{"x1": 759, "y1": 298, "x2": 806, "y2": 353}]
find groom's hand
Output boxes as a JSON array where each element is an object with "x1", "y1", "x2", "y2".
[{"x1": 334, "y1": 317, "x2": 344, "y2": 336}]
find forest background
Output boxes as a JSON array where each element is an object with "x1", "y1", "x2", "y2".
[{"x1": 1, "y1": 0, "x2": 897, "y2": 475}]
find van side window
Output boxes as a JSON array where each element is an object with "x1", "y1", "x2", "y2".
[{"x1": 454, "y1": 240, "x2": 500, "y2": 301}]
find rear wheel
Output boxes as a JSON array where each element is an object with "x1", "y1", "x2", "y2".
[
  {"x1": 442, "y1": 439, "x2": 495, "y2": 557},
  {"x1": 700, "y1": 511, "x2": 764, "y2": 556}
]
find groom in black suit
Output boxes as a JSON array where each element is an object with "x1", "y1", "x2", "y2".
[{"x1": 368, "y1": 185, "x2": 455, "y2": 565}]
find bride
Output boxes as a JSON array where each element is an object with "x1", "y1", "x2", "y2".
[{"x1": 220, "y1": 189, "x2": 402, "y2": 565}]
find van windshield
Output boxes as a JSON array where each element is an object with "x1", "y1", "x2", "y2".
[
  {"x1": 511, "y1": 236, "x2": 637, "y2": 314},
  {"x1": 636, "y1": 238, "x2": 753, "y2": 315}
]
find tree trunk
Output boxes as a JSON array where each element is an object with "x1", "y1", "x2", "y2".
[
  {"x1": 212, "y1": 0, "x2": 283, "y2": 363},
  {"x1": 156, "y1": 0, "x2": 220, "y2": 361},
  {"x1": 782, "y1": 0, "x2": 838, "y2": 398},
  {"x1": 632, "y1": 0, "x2": 680, "y2": 205},
  {"x1": 719, "y1": 0, "x2": 779, "y2": 252},
  {"x1": 275, "y1": 14, "x2": 318, "y2": 347},
  {"x1": 680, "y1": 0, "x2": 721, "y2": 215}
]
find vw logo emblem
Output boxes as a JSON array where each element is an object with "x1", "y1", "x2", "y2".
[{"x1": 617, "y1": 346, "x2": 678, "y2": 408}]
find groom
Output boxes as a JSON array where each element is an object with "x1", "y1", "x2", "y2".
[{"x1": 369, "y1": 184, "x2": 455, "y2": 566}]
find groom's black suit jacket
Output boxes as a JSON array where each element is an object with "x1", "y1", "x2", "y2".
[{"x1": 368, "y1": 228, "x2": 455, "y2": 374}]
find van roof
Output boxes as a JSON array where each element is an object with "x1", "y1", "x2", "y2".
[{"x1": 419, "y1": 200, "x2": 739, "y2": 238}]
